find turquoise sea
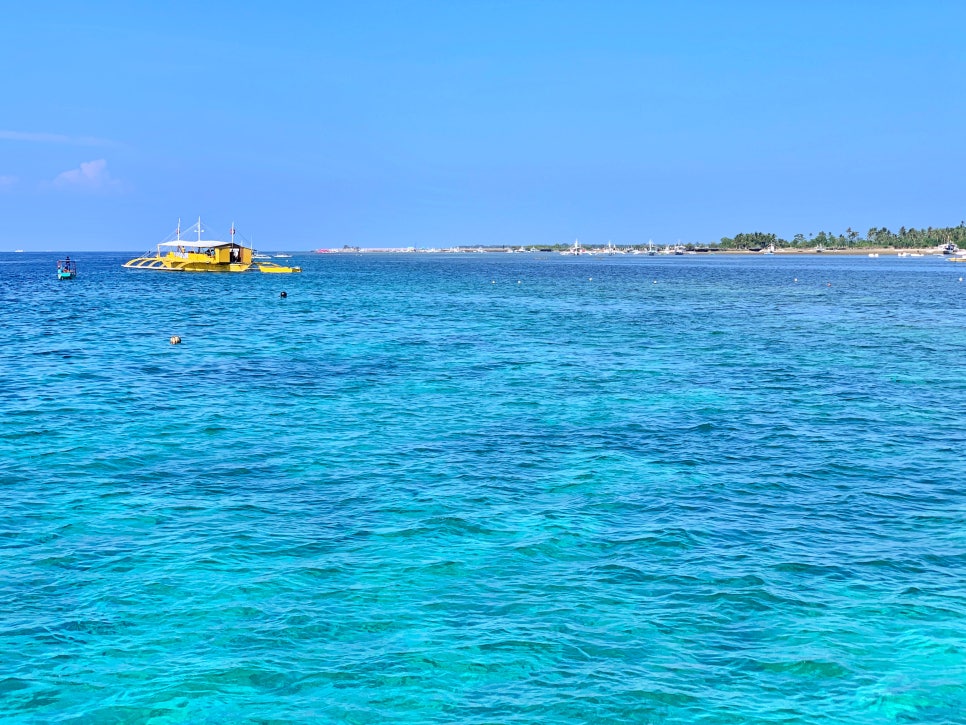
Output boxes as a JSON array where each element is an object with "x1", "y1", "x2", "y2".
[{"x1": 2, "y1": 251, "x2": 966, "y2": 724}]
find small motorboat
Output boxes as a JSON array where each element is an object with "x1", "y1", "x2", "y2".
[{"x1": 57, "y1": 258, "x2": 77, "y2": 279}]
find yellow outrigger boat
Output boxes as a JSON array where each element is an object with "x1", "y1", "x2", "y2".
[{"x1": 123, "y1": 218, "x2": 301, "y2": 273}]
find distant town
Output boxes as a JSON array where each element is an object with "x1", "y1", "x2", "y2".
[{"x1": 315, "y1": 222, "x2": 966, "y2": 256}]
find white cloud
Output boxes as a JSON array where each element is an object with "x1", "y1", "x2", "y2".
[
  {"x1": 0, "y1": 175, "x2": 17, "y2": 190},
  {"x1": 0, "y1": 130, "x2": 113, "y2": 146},
  {"x1": 52, "y1": 159, "x2": 119, "y2": 190}
]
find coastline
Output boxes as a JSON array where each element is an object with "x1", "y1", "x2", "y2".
[{"x1": 704, "y1": 247, "x2": 941, "y2": 256}]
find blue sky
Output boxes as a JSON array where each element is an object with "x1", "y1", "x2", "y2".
[{"x1": 2, "y1": 1, "x2": 965, "y2": 250}]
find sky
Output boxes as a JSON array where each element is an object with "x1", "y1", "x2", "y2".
[{"x1": 2, "y1": 0, "x2": 965, "y2": 251}]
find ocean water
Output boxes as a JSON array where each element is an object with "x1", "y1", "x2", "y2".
[{"x1": 2, "y1": 251, "x2": 965, "y2": 724}]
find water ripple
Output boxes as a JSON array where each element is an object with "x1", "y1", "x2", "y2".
[{"x1": 1, "y1": 252, "x2": 965, "y2": 722}]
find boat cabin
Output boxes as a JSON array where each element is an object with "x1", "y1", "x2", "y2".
[{"x1": 157, "y1": 240, "x2": 253, "y2": 268}]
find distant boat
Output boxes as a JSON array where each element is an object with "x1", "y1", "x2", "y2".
[
  {"x1": 274, "y1": 253, "x2": 292, "y2": 258},
  {"x1": 57, "y1": 258, "x2": 77, "y2": 279},
  {"x1": 560, "y1": 239, "x2": 583, "y2": 256},
  {"x1": 868, "y1": 253, "x2": 879, "y2": 258},
  {"x1": 253, "y1": 252, "x2": 272, "y2": 260},
  {"x1": 14, "y1": 249, "x2": 24, "y2": 253},
  {"x1": 602, "y1": 241, "x2": 624, "y2": 255}
]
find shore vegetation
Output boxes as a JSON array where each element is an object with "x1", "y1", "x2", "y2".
[{"x1": 718, "y1": 222, "x2": 966, "y2": 251}]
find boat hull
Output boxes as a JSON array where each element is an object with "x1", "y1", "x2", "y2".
[
  {"x1": 122, "y1": 257, "x2": 253, "y2": 272},
  {"x1": 123, "y1": 257, "x2": 300, "y2": 273}
]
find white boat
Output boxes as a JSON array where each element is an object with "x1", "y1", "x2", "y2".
[
  {"x1": 253, "y1": 252, "x2": 271, "y2": 260},
  {"x1": 602, "y1": 241, "x2": 625, "y2": 255},
  {"x1": 274, "y1": 253, "x2": 292, "y2": 258},
  {"x1": 868, "y1": 253, "x2": 879, "y2": 258},
  {"x1": 560, "y1": 239, "x2": 583, "y2": 256}
]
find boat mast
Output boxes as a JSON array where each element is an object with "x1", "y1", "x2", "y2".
[
  {"x1": 176, "y1": 218, "x2": 181, "y2": 242},
  {"x1": 197, "y1": 217, "x2": 202, "y2": 243}
]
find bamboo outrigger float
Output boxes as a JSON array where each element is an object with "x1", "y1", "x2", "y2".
[{"x1": 123, "y1": 219, "x2": 301, "y2": 273}]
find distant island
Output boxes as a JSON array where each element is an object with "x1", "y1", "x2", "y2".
[{"x1": 314, "y1": 222, "x2": 966, "y2": 255}]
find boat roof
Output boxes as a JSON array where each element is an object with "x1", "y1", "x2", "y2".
[{"x1": 159, "y1": 240, "x2": 236, "y2": 248}]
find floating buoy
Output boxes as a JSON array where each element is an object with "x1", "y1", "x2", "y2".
[
  {"x1": 827, "y1": 283, "x2": 832, "y2": 287},
  {"x1": 588, "y1": 277, "x2": 593, "y2": 281},
  {"x1": 653, "y1": 280, "x2": 657, "y2": 284},
  {"x1": 491, "y1": 280, "x2": 495, "y2": 284},
  {"x1": 794, "y1": 278, "x2": 798, "y2": 282},
  {"x1": 170, "y1": 335, "x2": 181, "y2": 345},
  {"x1": 517, "y1": 280, "x2": 521, "y2": 284},
  {"x1": 280, "y1": 291, "x2": 287, "y2": 298}
]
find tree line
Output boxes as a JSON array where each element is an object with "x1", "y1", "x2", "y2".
[{"x1": 718, "y1": 222, "x2": 966, "y2": 250}]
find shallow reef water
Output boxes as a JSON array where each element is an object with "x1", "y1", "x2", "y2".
[{"x1": 1, "y1": 251, "x2": 965, "y2": 723}]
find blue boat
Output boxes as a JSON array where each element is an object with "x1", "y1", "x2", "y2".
[{"x1": 57, "y1": 257, "x2": 76, "y2": 279}]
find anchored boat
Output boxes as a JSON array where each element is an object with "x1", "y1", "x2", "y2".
[
  {"x1": 123, "y1": 219, "x2": 301, "y2": 273},
  {"x1": 57, "y1": 257, "x2": 77, "y2": 279}
]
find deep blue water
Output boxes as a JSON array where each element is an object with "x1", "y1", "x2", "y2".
[{"x1": 2, "y1": 251, "x2": 965, "y2": 723}]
